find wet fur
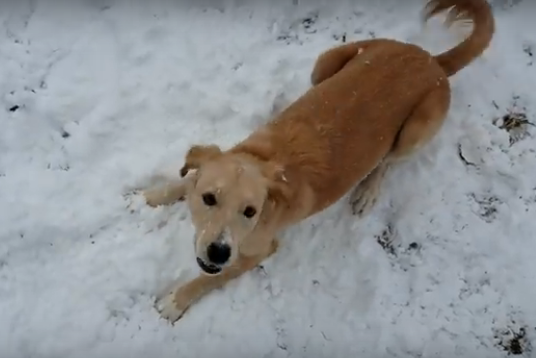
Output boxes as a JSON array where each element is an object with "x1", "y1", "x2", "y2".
[{"x1": 142, "y1": 0, "x2": 495, "y2": 323}]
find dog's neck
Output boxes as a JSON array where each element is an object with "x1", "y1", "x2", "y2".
[{"x1": 229, "y1": 128, "x2": 275, "y2": 161}]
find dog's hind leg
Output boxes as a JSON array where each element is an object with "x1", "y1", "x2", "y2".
[
  {"x1": 310, "y1": 40, "x2": 378, "y2": 86},
  {"x1": 350, "y1": 78, "x2": 451, "y2": 216},
  {"x1": 350, "y1": 163, "x2": 390, "y2": 216}
]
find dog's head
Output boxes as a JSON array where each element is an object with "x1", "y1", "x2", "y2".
[{"x1": 180, "y1": 144, "x2": 289, "y2": 275}]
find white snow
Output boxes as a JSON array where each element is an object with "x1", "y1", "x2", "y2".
[{"x1": 1, "y1": 0, "x2": 536, "y2": 357}]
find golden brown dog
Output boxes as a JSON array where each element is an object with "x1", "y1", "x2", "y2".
[{"x1": 142, "y1": 0, "x2": 495, "y2": 323}]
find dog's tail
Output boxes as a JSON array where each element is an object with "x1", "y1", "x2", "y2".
[{"x1": 423, "y1": 0, "x2": 495, "y2": 77}]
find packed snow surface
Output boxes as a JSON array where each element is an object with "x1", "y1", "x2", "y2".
[{"x1": 1, "y1": 0, "x2": 536, "y2": 357}]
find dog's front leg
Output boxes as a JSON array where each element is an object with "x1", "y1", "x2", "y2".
[
  {"x1": 143, "y1": 170, "x2": 197, "y2": 207},
  {"x1": 155, "y1": 239, "x2": 279, "y2": 323}
]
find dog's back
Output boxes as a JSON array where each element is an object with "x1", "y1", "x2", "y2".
[
  {"x1": 232, "y1": 0, "x2": 494, "y2": 222},
  {"x1": 265, "y1": 41, "x2": 445, "y2": 214}
]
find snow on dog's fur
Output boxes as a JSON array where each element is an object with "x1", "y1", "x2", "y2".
[{"x1": 142, "y1": 0, "x2": 495, "y2": 323}]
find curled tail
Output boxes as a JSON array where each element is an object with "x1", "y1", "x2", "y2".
[{"x1": 423, "y1": 0, "x2": 495, "y2": 77}]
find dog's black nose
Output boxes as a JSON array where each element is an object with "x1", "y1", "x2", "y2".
[{"x1": 206, "y1": 242, "x2": 231, "y2": 265}]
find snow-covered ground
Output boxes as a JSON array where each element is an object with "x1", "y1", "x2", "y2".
[{"x1": 1, "y1": 0, "x2": 536, "y2": 356}]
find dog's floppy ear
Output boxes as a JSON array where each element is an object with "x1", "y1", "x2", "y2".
[
  {"x1": 180, "y1": 144, "x2": 222, "y2": 177},
  {"x1": 261, "y1": 161, "x2": 293, "y2": 207}
]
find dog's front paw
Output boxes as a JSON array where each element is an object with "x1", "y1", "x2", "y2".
[
  {"x1": 143, "y1": 186, "x2": 184, "y2": 208},
  {"x1": 143, "y1": 187, "x2": 166, "y2": 207},
  {"x1": 154, "y1": 290, "x2": 190, "y2": 324}
]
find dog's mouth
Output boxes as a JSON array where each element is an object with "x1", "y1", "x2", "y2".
[{"x1": 196, "y1": 257, "x2": 222, "y2": 275}]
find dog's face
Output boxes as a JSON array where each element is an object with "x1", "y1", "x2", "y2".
[{"x1": 181, "y1": 145, "x2": 287, "y2": 275}]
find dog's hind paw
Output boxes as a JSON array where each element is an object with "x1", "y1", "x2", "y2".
[{"x1": 349, "y1": 183, "x2": 379, "y2": 217}]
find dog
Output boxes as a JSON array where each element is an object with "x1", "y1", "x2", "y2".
[{"x1": 142, "y1": 0, "x2": 495, "y2": 323}]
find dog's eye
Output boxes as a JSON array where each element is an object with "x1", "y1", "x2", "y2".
[
  {"x1": 243, "y1": 206, "x2": 257, "y2": 218},
  {"x1": 202, "y1": 193, "x2": 217, "y2": 206}
]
